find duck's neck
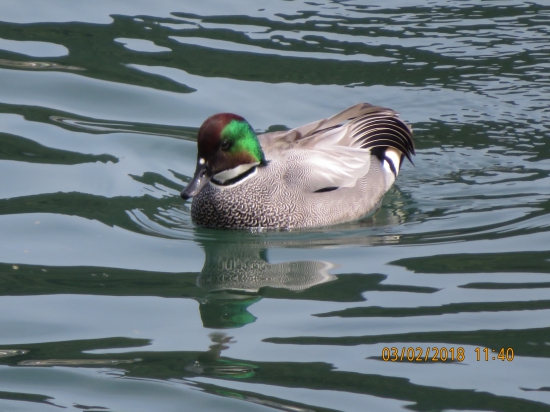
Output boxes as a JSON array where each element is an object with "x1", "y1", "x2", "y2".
[{"x1": 211, "y1": 162, "x2": 259, "y2": 186}]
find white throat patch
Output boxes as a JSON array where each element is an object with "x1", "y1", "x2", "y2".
[{"x1": 212, "y1": 162, "x2": 259, "y2": 185}]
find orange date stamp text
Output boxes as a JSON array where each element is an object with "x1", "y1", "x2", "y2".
[{"x1": 381, "y1": 347, "x2": 514, "y2": 362}]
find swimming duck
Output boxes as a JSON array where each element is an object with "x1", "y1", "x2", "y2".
[{"x1": 181, "y1": 103, "x2": 414, "y2": 229}]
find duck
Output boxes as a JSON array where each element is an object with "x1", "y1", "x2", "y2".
[{"x1": 181, "y1": 103, "x2": 414, "y2": 229}]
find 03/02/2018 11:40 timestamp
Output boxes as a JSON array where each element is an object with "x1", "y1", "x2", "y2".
[{"x1": 381, "y1": 347, "x2": 515, "y2": 362}]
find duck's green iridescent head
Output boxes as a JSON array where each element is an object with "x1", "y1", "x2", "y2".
[
  {"x1": 219, "y1": 118, "x2": 266, "y2": 165},
  {"x1": 181, "y1": 113, "x2": 267, "y2": 200}
]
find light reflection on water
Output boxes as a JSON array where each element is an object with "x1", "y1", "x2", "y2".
[{"x1": 0, "y1": 0, "x2": 549, "y2": 411}]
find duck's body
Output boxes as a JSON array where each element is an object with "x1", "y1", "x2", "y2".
[
  {"x1": 191, "y1": 146, "x2": 389, "y2": 228},
  {"x1": 181, "y1": 103, "x2": 414, "y2": 229}
]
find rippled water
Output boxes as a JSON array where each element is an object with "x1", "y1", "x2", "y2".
[{"x1": 1, "y1": 1, "x2": 549, "y2": 411}]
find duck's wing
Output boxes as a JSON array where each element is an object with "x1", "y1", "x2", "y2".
[
  {"x1": 258, "y1": 104, "x2": 370, "y2": 149},
  {"x1": 259, "y1": 103, "x2": 414, "y2": 163},
  {"x1": 296, "y1": 104, "x2": 414, "y2": 162},
  {"x1": 284, "y1": 146, "x2": 373, "y2": 193},
  {"x1": 266, "y1": 104, "x2": 414, "y2": 193},
  {"x1": 348, "y1": 106, "x2": 415, "y2": 164}
]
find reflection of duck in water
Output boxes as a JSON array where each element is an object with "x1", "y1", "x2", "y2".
[
  {"x1": 185, "y1": 332, "x2": 257, "y2": 379},
  {"x1": 186, "y1": 333, "x2": 314, "y2": 411},
  {"x1": 198, "y1": 240, "x2": 335, "y2": 293},
  {"x1": 196, "y1": 239, "x2": 335, "y2": 329}
]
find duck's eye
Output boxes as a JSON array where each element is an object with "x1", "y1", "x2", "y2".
[{"x1": 220, "y1": 140, "x2": 231, "y2": 150}]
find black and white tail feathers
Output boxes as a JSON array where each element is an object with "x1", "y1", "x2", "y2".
[
  {"x1": 259, "y1": 103, "x2": 415, "y2": 179},
  {"x1": 350, "y1": 105, "x2": 415, "y2": 177}
]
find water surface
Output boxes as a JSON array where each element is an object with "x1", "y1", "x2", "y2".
[{"x1": 0, "y1": 1, "x2": 549, "y2": 411}]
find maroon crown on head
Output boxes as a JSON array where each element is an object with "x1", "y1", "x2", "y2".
[{"x1": 197, "y1": 113, "x2": 245, "y2": 156}]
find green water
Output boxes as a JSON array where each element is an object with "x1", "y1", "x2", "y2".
[{"x1": 0, "y1": 1, "x2": 549, "y2": 411}]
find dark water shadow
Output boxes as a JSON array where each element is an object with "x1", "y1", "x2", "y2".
[{"x1": 1, "y1": 332, "x2": 549, "y2": 412}]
